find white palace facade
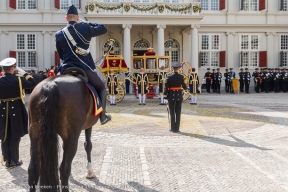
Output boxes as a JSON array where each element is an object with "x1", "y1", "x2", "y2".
[{"x1": 0, "y1": 0, "x2": 288, "y2": 79}]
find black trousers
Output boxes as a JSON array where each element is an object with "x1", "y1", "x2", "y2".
[
  {"x1": 225, "y1": 80, "x2": 229, "y2": 92},
  {"x1": 239, "y1": 80, "x2": 244, "y2": 92},
  {"x1": 244, "y1": 81, "x2": 250, "y2": 93},
  {"x1": 264, "y1": 80, "x2": 270, "y2": 93},
  {"x1": 274, "y1": 81, "x2": 280, "y2": 92},
  {"x1": 168, "y1": 100, "x2": 182, "y2": 132},
  {"x1": 255, "y1": 81, "x2": 260, "y2": 93},
  {"x1": 206, "y1": 80, "x2": 211, "y2": 93},
  {"x1": 125, "y1": 81, "x2": 130, "y2": 94},
  {"x1": 1, "y1": 124, "x2": 21, "y2": 162},
  {"x1": 85, "y1": 70, "x2": 106, "y2": 91},
  {"x1": 216, "y1": 81, "x2": 221, "y2": 93},
  {"x1": 228, "y1": 82, "x2": 234, "y2": 93},
  {"x1": 282, "y1": 81, "x2": 288, "y2": 92}
]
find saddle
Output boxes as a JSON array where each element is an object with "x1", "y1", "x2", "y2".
[{"x1": 62, "y1": 67, "x2": 103, "y2": 117}]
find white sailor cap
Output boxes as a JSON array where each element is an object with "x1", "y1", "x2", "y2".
[{"x1": 0, "y1": 58, "x2": 16, "y2": 66}]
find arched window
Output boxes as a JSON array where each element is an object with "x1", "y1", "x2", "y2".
[
  {"x1": 103, "y1": 39, "x2": 121, "y2": 55},
  {"x1": 133, "y1": 39, "x2": 150, "y2": 49},
  {"x1": 164, "y1": 39, "x2": 179, "y2": 62}
]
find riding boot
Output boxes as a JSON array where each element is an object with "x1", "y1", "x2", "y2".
[{"x1": 99, "y1": 89, "x2": 112, "y2": 125}]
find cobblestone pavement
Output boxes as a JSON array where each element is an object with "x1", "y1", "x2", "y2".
[{"x1": 1, "y1": 92, "x2": 288, "y2": 191}]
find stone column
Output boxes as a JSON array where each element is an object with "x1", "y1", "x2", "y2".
[
  {"x1": 0, "y1": 0, "x2": 7, "y2": 10},
  {"x1": 157, "y1": 24, "x2": 166, "y2": 56},
  {"x1": 226, "y1": 32, "x2": 236, "y2": 69},
  {"x1": 0, "y1": 31, "x2": 8, "y2": 60},
  {"x1": 122, "y1": 24, "x2": 132, "y2": 69},
  {"x1": 42, "y1": 31, "x2": 52, "y2": 70},
  {"x1": 191, "y1": 24, "x2": 200, "y2": 72}
]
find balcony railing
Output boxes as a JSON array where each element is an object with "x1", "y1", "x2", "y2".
[{"x1": 85, "y1": 1, "x2": 201, "y2": 16}]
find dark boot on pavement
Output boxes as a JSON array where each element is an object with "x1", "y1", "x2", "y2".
[{"x1": 99, "y1": 89, "x2": 112, "y2": 125}]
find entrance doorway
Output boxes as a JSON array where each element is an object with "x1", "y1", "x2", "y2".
[{"x1": 133, "y1": 50, "x2": 146, "y2": 56}]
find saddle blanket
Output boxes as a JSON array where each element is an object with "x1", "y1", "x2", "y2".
[{"x1": 85, "y1": 82, "x2": 103, "y2": 117}]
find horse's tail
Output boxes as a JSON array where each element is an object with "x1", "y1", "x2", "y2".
[{"x1": 38, "y1": 81, "x2": 60, "y2": 189}]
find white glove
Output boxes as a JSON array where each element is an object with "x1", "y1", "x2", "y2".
[
  {"x1": 15, "y1": 66, "x2": 26, "y2": 75},
  {"x1": 164, "y1": 99, "x2": 168, "y2": 104}
]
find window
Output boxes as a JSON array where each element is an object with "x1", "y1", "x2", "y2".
[
  {"x1": 281, "y1": 35, "x2": 288, "y2": 66},
  {"x1": 201, "y1": 0, "x2": 219, "y2": 11},
  {"x1": 60, "y1": 0, "x2": 79, "y2": 10},
  {"x1": 240, "y1": 34, "x2": 259, "y2": 67},
  {"x1": 200, "y1": 34, "x2": 220, "y2": 67},
  {"x1": 241, "y1": 0, "x2": 258, "y2": 11},
  {"x1": 281, "y1": 0, "x2": 288, "y2": 11},
  {"x1": 16, "y1": 34, "x2": 36, "y2": 68},
  {"x1": 165, "y1": 39, "x2": 180, "y2": 62},
  {"x1": 17, "y1": 0, "x2": 36, "y2": 10}
]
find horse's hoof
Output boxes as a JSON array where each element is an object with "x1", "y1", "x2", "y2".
[{"x1": 86, "y1": 172, "x2": 96, "y2": 179}]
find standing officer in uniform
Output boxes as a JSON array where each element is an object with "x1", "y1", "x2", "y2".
[
  {"x1": 0, "y1": 58, "x2": 37, "y2": 168},
  {"x1": 260, "y1": 68, "x2": 265, "y2": 92},
  {"x1": 124, "y1": 68, "x2": 130, "y2": 94},
  {"x1": 204, "y1": 68, "x2": 212, "y2": 94},
  {"x1": 136, "y1": 68, "x2": 149, "y2": 105},
  {"x1": 224, "y1": 69, "x2": 229, "y2": 93},
  {"x1": 107, "y1": 70, "x2": 118, "y2": 105},
  {"x1": 211, "y1": 69, "x2": 217, "y2": 93},
  {"x1": 244, "y1": 68, "x2": 251, "y2": 93},
  {"x1": 158, "y1": 66, "x2": 167, "y2": 105},
  {"x1": 55, "y1": 5, "x2": 111, "y2": 125},
  {"x1": 252, "y1": 68, "x2": 261, "y2": 93},
  {"x1": 238, "y1": 68, "x2": 244, "y2": 92},
  {"x1": 261, "y1": 68, "x2": 271, "y2": 93},
  {"x1": 229, "y1": 68, "x2": 236, "y2": 93},
  {"x1": 273, "y1": 68, "x2": 281, "y2": 93},
  {"x1": 188, "y1": 68, "x2": 200, "y2": 105},
  {"x1": 215, "y1": 68, "x2": 222, "y2": 93},
  {"x1": 281, "y1": 68, "x2": 288, "y2": 92},
  {"x1": 164, "y1": 62, "x2": 187, "y2": 133}
]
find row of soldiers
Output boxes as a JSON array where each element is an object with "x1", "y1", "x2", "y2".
[{"x1": 204, "y1": 67, "x2": 288, "y2": 94}]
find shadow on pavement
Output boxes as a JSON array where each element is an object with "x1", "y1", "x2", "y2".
[{"x1": 128, "y1": 181, "x2": 158, "y2": 192}]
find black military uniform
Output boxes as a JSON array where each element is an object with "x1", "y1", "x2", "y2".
[
  {"x1": 224, "y1": 69, "x2": 229, "y2": 92},
  {"x1": 229, "y1": 68, "x2": 236, "y2": 93},
  {"x1": 269, "y1": 68, "x2": 274, "y2": 92},
  {"x1": 260, "y1": 68, "x2": 265, "y2": 92},
  {"x1": 238, "y1": 68, "x2": 244, "y2": 92},
  {"x1": 124, "y1": 68, "x2": 130, "y2": 94},
  {"x1": 261, "y1": 68, "x2": 271, "y2": 93},
  {"x1": 252, "y1": 68, "x2": 261, "y2": 93},
  {"x1": 215, "y1": 68, "x2": 222, "y2": 93},
  {"x1": 211, "y1": 69, "x2": 217, "y2": 92},
  {"x1": 281, "y1": 69, "x2": 288, "y2": 92},
  {"x1": 244, "y1": 68, "x2": 251, "y2": 93},
  {"x1": 273, "y1": 68, "x2": 281, "y2": 93},
  {"x1": 164, "y1": 62, "x2": 187, "y2": 133},
  {"x1": 0, "y1": 58, "x2": 37, "y2": 168},
  {"x1": 204, "y1": 68, "x2": 212, "y2": 93}
]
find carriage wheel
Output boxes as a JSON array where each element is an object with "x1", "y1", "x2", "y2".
[
  {"x1": 106, "y1": 85, "x2": 125, "y2": 103},
  {"x1": 182, "y1": 90, "x2": 190, "y2": 102}
]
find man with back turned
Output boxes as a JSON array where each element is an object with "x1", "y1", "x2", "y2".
[{"x1": 164, "y1": 62, "x2": 187, "y2": 133}]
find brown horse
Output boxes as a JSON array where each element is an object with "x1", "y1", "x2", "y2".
[{"x1": 28, "y1": 75, "x2": 99, "y2": 192}]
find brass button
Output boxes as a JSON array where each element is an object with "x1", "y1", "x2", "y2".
[
  {"x1": 13, "y1": 114, "x2": 15, "y2": 116},
  {"x1": 12, "y1": 106, "x2": 14, "y2": 109},
  {"x1": 3, "y1": 107, "x2": 5, "y2": 109}
]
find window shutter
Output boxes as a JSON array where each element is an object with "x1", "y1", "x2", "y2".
[
  {"x1": 240, "y1": 52, "x2": 243, "y2": 67},
  {"x1": 280, "y1": 51, "x2": 284, "y2": 67},
  {"x1": 55, "y1": 51, "x2": 60, "y2": 66},
  {"x1": 259, "y1": 51, "x2": 267, "y2": 67},
  {"x1": 9, "y1": 51, "x2": 16, "y2": 58},
  {"x1": 199, "y1": 52, "x2": 202, "y2": 67},
  {"x1": 259, "y1": 0, "x2": 265, "y2": 10},
  {"x1": 240, "y1": 0, "x2": 244, "y2": 10},
  {"x1": 280, "y1": 0, "x2": 284, "y2": 10},
  {"x1": 10, "y1": 0, "x2": 16, "y2": 9},
  {"x1": 55, "y1": 0, "x2": 60, "y2": 9},
  {"x1": 79, "y1": 0, "x2": 81, "y2": 9},
  {"x1": 219, "y1": 51, "x2": 226, "y2": 67},
  {"x1": 219, "y1": 0, "x2": 225, "y2": 10}
]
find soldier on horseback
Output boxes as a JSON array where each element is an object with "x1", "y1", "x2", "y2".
[{"x1": 55, "y1": 5, "x2": 111, "y2": 125}]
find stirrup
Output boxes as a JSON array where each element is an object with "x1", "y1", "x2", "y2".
[{"x1": 101, "y1": 113, "x2": 112, "y2": 125}]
